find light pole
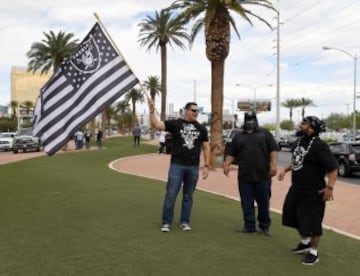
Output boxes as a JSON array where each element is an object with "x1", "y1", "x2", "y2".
[
  {"x1": 323, "y1": 46, "x2": 358, "y2": 140},
  {"x1": 236, "y1": 83, "x2": 273, "y2": 113}
]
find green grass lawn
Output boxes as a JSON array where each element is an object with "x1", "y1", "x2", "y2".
[{"x1": 0, "y1": 136, "x2": 359, "y2": 275}]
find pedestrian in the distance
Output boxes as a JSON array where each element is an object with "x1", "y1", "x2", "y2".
[
  {"x1": 74, "y1": 129, "x2": 84, "y2": 150},
  {"x1": 96, "y1": 130, "x2": 103, "y2": 149},
  {"x1": 84, "y1": 130, "x2": 92, "y2": 149},
  {"x1": 158, "y1": 130, "x2": 166, "y2": 154},
  {"x1": 133, "y1": 124, "x2": 141, "y2": 147}
]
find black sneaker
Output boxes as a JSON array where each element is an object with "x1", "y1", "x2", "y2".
[
  {"x1": 292, "y1": 242, "x2": 311, "y2": 254},
  {"x1": 259, "y1": 228, "x2": 271, "y2": 237},
  {"x1": 235, "y1": 227, "x2": 256, "y2": 234},
  {"x1": 302, "y1": 253, "x2": 319, "y2": 265}
]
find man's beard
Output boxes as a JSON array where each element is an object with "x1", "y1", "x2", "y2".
[{"x1": 295, "y1": 129, "x2": 305, "y2": 136}]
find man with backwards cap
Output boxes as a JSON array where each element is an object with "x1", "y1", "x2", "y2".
[
  {"x1": 224, "y1": 111, "x2": 278, "y2": 237},
  {"x1": 278, "y1": 116, "x2": 338, "y2": 265}
]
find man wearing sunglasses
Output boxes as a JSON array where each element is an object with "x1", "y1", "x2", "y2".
[
  {"x1": 148, "y1": 99, "x2": 210, "y2": 232},
  {"x1": 278, "y1": 116, "x2": 338, "y2": 265}
]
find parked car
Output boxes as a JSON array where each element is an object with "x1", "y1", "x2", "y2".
[
  {"x1": 277, "y1": 134, "x2": 299, "y2": 150},
  {"x1": 328, "y1": 142, "x2": 360, "y2": 177},
  {"x1": 12, "y1": 128, "x2": 41, "y2": 154},
  {"x1": 0, "y1": 132, "x2": 16, "y2": 151}
]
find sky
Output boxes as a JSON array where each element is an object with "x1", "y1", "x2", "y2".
[{"x1": 0, "y1": 0, "x2": 360, "y2": 125}]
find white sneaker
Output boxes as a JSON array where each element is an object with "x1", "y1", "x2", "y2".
[
  {"x1": 180, "y1": 223, "x2": 191, "y2": 231},
  {"x1": 161, "y1": 224, "x2": 170, "y2": 232}
]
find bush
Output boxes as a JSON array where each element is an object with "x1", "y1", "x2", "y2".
[{"x1": 0, "y1": 118, "x2": 17, "y2": 132}]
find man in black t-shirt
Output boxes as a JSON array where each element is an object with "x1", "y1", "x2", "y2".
[
  {"x1": 148, "y1": 99, "x2": 210, "y2": 232},
  {"x1": 278, "y1": 116, "x2": 338, "y2": 265},
  {"x1": 224, "y1": 112, "x2": 278, "y2": 237}
]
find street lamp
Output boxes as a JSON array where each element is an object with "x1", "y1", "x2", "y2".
[
  {"x1": 322, "y1": 46, "x2": 358, "y2": 140},
  {"x1": 236, "y1": 83, "x2": 273, "y2": 113}
]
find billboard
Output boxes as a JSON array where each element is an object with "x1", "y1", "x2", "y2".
[{"x1": 237, "y1": 98, "x2": 271, "y2": 112}]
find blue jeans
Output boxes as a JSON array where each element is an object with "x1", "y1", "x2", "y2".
[
  {"x1": 162, "y1": 163, "x2": 199, "y2": 225},
  {"x1": 238, "y1": 179, "x2": 271, "y2": 231}
]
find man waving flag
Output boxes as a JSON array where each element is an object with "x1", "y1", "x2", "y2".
[{"x1": 33, "y1": 22, "x2": 139, "y2": 155}]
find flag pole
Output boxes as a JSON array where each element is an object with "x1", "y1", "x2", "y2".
[{"x1": 93, "y1": 12, "x2": 157, "y2": 114}]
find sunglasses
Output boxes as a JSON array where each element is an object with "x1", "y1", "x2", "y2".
[{"x1": 189, "y1": 108, "x2": 199, "y2": 113}]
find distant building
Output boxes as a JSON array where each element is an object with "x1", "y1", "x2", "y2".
[
  {"x1": 0, "y1": 104, "x2": 9, "y2": 117},
  {"x1": 11, "y1": 66, "x2": 51, "y2": 115}
]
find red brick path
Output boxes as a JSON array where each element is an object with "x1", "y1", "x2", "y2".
[{"x1": 110, "y1": 153, "x2": 360, "y2": 240}]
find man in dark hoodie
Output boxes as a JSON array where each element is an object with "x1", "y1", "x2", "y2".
[
  {"x1": 224, "y1": 111, "x2": 278, "y2": 236},
  {"x1": 278, "y1": 116, "x2": 337, "y2": 265}
]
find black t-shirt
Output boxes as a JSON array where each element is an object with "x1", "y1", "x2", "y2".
[
  {"x1": 165, "y1": 119, "x2": 209, "y2": 166},
  {"x1": 227, "y1": 128, "x2": 278, "y2": 182},
  {"x1": 291, "y1": 135, "x2": 338, "y2": 197}
]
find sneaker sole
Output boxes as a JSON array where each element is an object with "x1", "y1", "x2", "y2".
[
  {"x1": 293, "y1": 248, "x2": 311, "y2": 254},
  {"x1": 161, "y1": 228, "x2": 170, "y2": 232},
  {"x1": 302, "y1": 258, "x2": 319, "y2": 265}
]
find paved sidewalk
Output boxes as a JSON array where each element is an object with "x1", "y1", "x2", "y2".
[{"x1": 110, "y1": 153, "x2": 360, "y2": 240}]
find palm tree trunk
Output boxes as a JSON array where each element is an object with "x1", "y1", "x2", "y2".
[
  {"x1": 301, "y1": 107, "x2": 305, "y2": 120},
  {"x1": 101, "y1": 112, "x2": 106, "y2": 138},
  {"x1": 160, "y1": 44, "x2": 167, "y2": 121},
  {"x1": 150, "y1": 95, "x2": 156, "y2": 140},
  {"x1": 209, "y1": 60, "x2": 224, "y2": 168}
]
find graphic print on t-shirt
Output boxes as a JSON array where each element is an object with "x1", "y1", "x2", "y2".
[
  {"x1": 180, "y1": 123, "x2": 200, "y2": 150},
  {"x1": 292, "y1": 136, "x2": 317, "y2": 172},
  {"x1": 293, "y1": 145, "x2": 307, "y2": 171}
]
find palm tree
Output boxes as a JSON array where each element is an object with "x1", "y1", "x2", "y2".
[
  {"x1": 138, "y1": 9, "x2": 189, "y2": 121},
  {"x1": 115, "y1": 100, "x2": 130, "y2": 114},
  {"x1": 144, "y1": 75, "x2": 162, "y2": 139},
  {"x1": 125, "y1": 87, "x2": 145, "y2": 126},
  {"x1": 9, "y1": 100, "x2": 18, "y2": 120},
  {"x1": 298, "y1": 97, "x2": 315, "y2": 120},
  {"x1": 144, "y1": 75, "x2": 162, "y2": 102},
  {"x1": 27, "y1": 31, "x2": 79, "y2": 74},
  {"x1": 104, "y1": 106, "x2": 116, "y2": 136},
  {"x1": 21, "y1": 100, "x2": 35, "y2": 114},
  {"x1": 115, "y1": 100, "x2": 131, "y2": 134},
  {"x1": 281, "y1": 99, "x2": 301, "y2": 126},
  {"x1": 167, "y1": 0, "x2": 274, "y2": 167}
]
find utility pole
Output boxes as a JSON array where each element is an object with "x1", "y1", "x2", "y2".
[{"x1": 275, "y1": 8, "x2": 281, "y2": 140}]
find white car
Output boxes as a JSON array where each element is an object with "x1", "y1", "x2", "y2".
[{"x1": 0, "y1": 132, "x2": 16, "y2": 151}]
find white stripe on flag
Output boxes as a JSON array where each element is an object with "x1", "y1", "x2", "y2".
[
  {"x1": 44, "y1": 73, "x2": 137, "y2": 152},
  {"x1": 33, "y1": 22, "x2": 140, "y2": 155},
  {"x1": 40, "y1": 58, "x2": 128, "y2": 142}
]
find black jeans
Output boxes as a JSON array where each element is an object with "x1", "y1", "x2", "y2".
[
  {"x1": 238, "y1": 179, "x2": 271, "y2": 231},
  {"x1": 134, "y1": 135, "x2": 140, "y2": 146}
]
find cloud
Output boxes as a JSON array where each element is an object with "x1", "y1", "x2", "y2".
[{"x1": 0, "y1": 0, "x2": 359, "y2": 125}]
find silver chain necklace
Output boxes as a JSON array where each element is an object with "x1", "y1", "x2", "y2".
[{"x1": 292, "y1": 136, "x2": 317, "y2": 171}]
